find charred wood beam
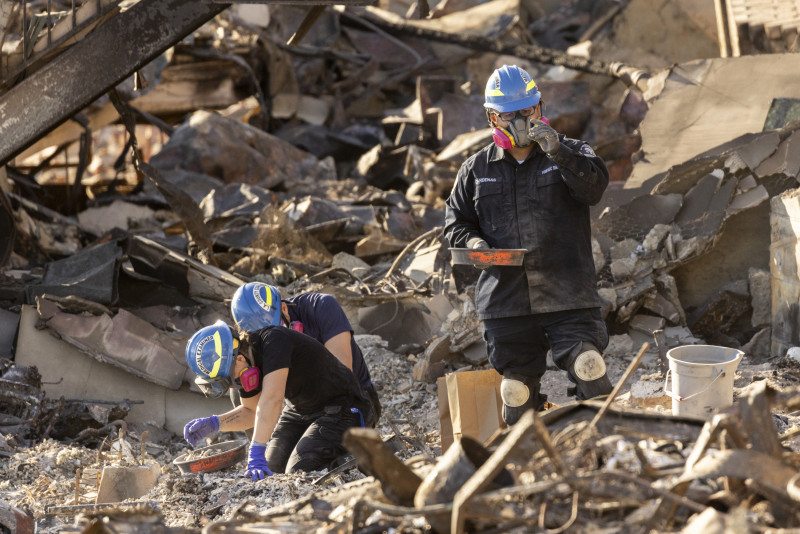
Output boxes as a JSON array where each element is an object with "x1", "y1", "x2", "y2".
[
  {"x1": 287, "y1": 6, "x2": 326, "y2": 46},
  {"x1": 343, "y1": 427, "x2": 422, "y2": 506},
  {"x1": 345, "y1": 7, "x2": 653, "y2": 92},
  {"x1": 110, "y1": 89, "x2": 218, "y2": 267},
  {"x1": 452, "y1": 410, "x2": 538, "y2": 534},
  {"x1": 0, "y1": 0, "x2": 228, "y2": 167}
]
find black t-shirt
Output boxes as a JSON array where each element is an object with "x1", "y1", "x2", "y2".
[
  {"x1": 239, "y1": 326, "x2": 370, "y2": 416},
  {"x1": 284, "y1": 293, "x2": 374, "y2": 389}
]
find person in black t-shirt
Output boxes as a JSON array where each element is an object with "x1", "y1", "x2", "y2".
[
  {"x1": 231, "y1": 282, "x2": 381, "y2": 424},
  {"x1": 183, "y1": 320, "x2": 372, "y2": 479}
]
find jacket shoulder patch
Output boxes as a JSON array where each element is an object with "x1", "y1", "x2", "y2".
[{"x1": 580, "y1": 144, "x2": 596, "y2": 157}]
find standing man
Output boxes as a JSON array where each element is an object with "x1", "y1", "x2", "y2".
[
  {"x1": 183, "y1": 320, "x2": 372, "y2": 478},
  {"x1": 231, "y1": 282, "x2": 381, "y2": 424},
  {"x1": 444, "y1": 64, "x2": 613, "y2": 425}
]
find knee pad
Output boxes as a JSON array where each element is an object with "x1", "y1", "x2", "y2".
[
  {"x1": 573, "y1": 346, "x2": 607, "y2": 382},
  {"x1": 568, "y1": 343, "x2": 612, "y2": 400},
  {"x1": 500, "y1": 378, "x2": 531, "y2": 408}
]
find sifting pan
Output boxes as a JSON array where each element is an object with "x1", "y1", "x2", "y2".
[{"x1": 449, "y1": 248, "x2": 526, "y2": 267}]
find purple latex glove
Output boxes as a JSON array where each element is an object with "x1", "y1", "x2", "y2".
[
  {"x1": 245, "y1": 443, "x2": 273, "y2": 481},
  {"x1": 183, "y1": 415, "x2": 219, "y2": 448}
]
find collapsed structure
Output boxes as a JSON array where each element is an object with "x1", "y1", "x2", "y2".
[{"x1": 2, "y1": 0, "x2": 800, "y2": 532}]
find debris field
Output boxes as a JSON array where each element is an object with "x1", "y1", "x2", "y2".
[{"x1": 3, "y1": 0, "x2": 800, "y2": 532}]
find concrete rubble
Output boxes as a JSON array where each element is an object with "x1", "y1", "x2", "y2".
[{"x1": 3, "y1": 0, "x2": 800, "y2": 532}]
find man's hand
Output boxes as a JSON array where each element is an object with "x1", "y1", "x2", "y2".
[
  {"x1": 183, "y1": 416, "x2": 219, "y2": 448},
  {"x1": 467, "y1": 237, "x2": 489, "y2": 250},
  {"x1": 245, "y1": 443, "x2": 273, "y2": 481},
  {"x1": 529, "y1": 118, "x2": 560, "y2": 156}
]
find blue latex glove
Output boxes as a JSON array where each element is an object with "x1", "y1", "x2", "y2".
[
  {"x1": 245, "y1": 443, "x2": 273, "y2": 481},
  {"x1": 183, "y1": 416, "x2": 219, "y2": 448}
]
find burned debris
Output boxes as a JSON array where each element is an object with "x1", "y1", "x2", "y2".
[{"x1": 3, "y1": 0, "x2": 800, "y2": 532}]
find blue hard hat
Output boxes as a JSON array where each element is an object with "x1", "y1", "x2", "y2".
[
  {"x1": 231, "y1": 282, "x2": 282, "y2": 333},
  {"x1": 483, "y1": 65, "x2": 541, "y2": 113},
  {"x1": 186, "y1": 320, "x2": 236, "y2": 380}
]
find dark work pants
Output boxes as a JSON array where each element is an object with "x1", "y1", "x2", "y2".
[
  {"x1": 266, "y1": 404, "x2": 363, "y2": 474},
  {"x1": 483, "y1": 308, "x2": 609, "y2": 382}
]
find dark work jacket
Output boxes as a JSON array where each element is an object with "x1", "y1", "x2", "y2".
[{"x1": 444, "y1": 137, "x2": 609, "y2": 320}]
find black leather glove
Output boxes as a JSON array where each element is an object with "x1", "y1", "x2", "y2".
[{"x1": 529, "y1": 118, "x2": 560, "y2": 156}]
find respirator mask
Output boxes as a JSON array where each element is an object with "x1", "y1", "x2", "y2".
[{"x1": 489, "y1": 104, "x2": 548, "y2": 150}]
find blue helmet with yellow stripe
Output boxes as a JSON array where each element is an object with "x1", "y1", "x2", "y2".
[
  {"x1": 231, "y1": 282, "x2": 282, "y2": 333},
  {"x1": 186, "y1": 320, "x2": 236, "y2": 381},
  {"x1": 484, "y1": 64, "x2": 541, "y2": 112}
]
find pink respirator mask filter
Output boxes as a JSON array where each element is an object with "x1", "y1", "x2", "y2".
[
  {"x1": 239, "y1": 367, "x2": 260, "y2": 392},
  {"x1": 491, "y1": 128, "x2": 514, "y2": 150},
  {"x1": 491, "y1": 116, "x2": 550, "y2": 151}
]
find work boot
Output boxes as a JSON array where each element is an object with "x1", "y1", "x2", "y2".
[
  {"x1": 500, "y1": 373, "x2": 542, "y2": 425},
  {"x1": 566, "y1": 343, "x2": 613, "y2": 400}
]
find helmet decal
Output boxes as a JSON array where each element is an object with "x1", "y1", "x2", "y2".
[
  {"x1": 253, "y1": 283, "x2": 273, "y2": 311},
  {"x1": 186, "y1": 320, "x2": 235, "y2": 381},
  {"x1": 194, "y1": 335, "x2": 214, "y2": 376}
]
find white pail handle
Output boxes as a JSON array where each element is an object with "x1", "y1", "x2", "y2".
[{"x1": 663, "y1": 367, "x2": 726, "y2": 402}]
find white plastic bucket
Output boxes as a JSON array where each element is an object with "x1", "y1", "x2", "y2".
[{"x1": 663, "y1": 345, "x2": 743, "y2": 419}]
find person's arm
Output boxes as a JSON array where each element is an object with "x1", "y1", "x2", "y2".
[
  {"x1": 217, "y1": 397, "x2": 258, "y2": 431},
  {"x1": 444, "y1": 162, "x2": 490, "y2": 249},
  {"x1": 252, "y1": 368, "x2": 287, "y2": 444},
  {"x1": 324, "y1": 331, "x2": 353, "y2": 371},
  {"x1": 184, "y1": 401, "x2": 256, "y2": 448},
  {"x1": 547, "y1": 138, "x2": 609, "y2": 205}
]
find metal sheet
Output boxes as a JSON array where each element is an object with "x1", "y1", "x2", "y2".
[{"x1": 0, "y1": 0, "x2": 228, "y2": 166}]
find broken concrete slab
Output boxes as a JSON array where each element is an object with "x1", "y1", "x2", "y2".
[
  {"x1": 15, "y1": 305, "x2": 230, "y2": 434},
  {"x1": 737, "y1": 174, "x2": 757, "y2": 192},
  {"x1": 671, "y1": 172, "x2": 774, "y2": 311},
  {"x1": 673, "y1": 174, "x2": 737, "y2": 239},
  {"x1": 625, "y1": 54, "x2": 800, "y2": 193},
  {"x1": 36, "y1": 296, "x2": 189, "y2": 389},
  {"x1": 754, "y1": 129, "x2": 800, "y2": 179},
  {"x1": 401, "y1": 243, "x2": 441, "y2": 285},
  {"x1": 727, "y1": 184, "x2": 769, "y2": 215}
]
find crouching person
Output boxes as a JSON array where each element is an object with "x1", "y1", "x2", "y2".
[{"x1": 183, "y1": 320, "x2": 373, "y2": 479}]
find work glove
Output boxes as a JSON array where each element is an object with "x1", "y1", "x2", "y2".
[
  {"x1": 466, "y1": 237, "x2": 491, "y2": 270},
  {"x1": 529, "y1": 118, "x2": 560, "y2": 156},
  {"x1": 245, "y1": 442, "x2": 273, "y2": 481},
  {"x1": 183, "y1": 415, "x2": 219, "y2": 448},
  {"x1": 467, "y1": 237, "x2": 489, "y2": 250}
]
